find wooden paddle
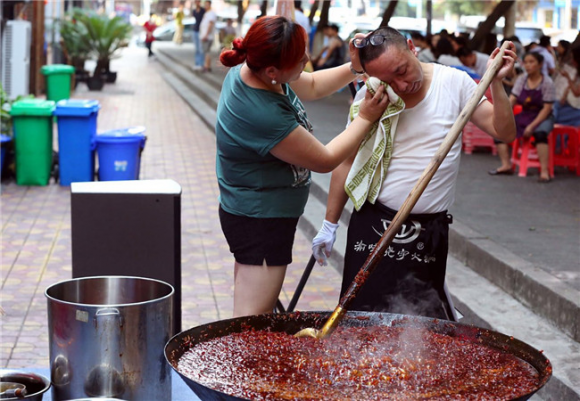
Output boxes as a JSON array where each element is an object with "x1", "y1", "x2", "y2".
[{"x1": 296, "y1": 41, "x2": 512, "y2": 339}]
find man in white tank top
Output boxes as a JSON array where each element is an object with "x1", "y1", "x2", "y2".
[{"x1": 312, "y1": 27, "x2": 517, "y2": 319}]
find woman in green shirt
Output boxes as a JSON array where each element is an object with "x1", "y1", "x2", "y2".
[{"x1": 217, "y1": 16, "x2": 388, "y2": 317}]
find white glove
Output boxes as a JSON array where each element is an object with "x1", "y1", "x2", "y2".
[{"x1": 312, "y1": 220, "x2": 339, "y2": 266}]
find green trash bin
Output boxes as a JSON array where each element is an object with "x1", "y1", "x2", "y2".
[
  {"x1": 10, "y1": 99, "x2": 56, "y2": 186},
  {"x1": 40, "y1": 64, "x2": 75, "y2": 102}
]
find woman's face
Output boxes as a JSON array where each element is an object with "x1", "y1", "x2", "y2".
[{"x1": 523, "y1": 55, "x2": 541, "y2": 75}]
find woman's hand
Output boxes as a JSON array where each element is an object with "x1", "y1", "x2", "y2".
[
  {"x1": 488, "y1": 42, "x2": 517, "y2": 81},
  {"x1": 523, "y1": 125, "x2": 534, "y2": 138},
  {"x1": 357, "y1": 85, "x2": 390, "y2": 122},
  {"x1": 349, "y1": 32, "x2": 367, "y2": 73}
]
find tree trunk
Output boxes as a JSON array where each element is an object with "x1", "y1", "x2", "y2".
[
  {"x1": 259, "y1": 0, "x2": 268, "y2": 18},
  {"x1": 308, "y1": 1, "x2": 319, "y2": 25},
  {"x1": 572, "y1": 31, "x2": 580, "y2": 48},
  {"x1": 469, "y1": 0, "x2": 514, "y2": 52},
  {"x1": 317, "y1": 0, "x2": 331, "y2": 32},
  {"x1": 237, "y1": 1, "x2": 247, "y2": 27},
  {"x1": 380, "y1": 1, "x2": 398, "y2": 28},
  {"x1": 426, "y1": 0, "x2": 432, "y2": 36}
]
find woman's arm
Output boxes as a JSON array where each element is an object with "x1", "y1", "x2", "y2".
[
  {"x1": 560, "y1": 70, "x2": 580, "y2": 97},
  {"x1": 290, "y1": 62, "x2": 358, "y2": 101},
  {"x1": 291, "y1": 40, "x2": 362, "y2": 101},
  {"x1": 269, "y1": 86, "x2": 388, "y2": 173}
]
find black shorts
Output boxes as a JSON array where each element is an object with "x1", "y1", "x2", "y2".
[{"x1": 218, "y1": 205, "x2": 299, "y2": 266}]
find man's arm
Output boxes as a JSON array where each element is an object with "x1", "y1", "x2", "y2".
[
  {"x1": 324, "y1": 157, "x2": 354, "y2": 224},
  {"x1": 470, "y1": 43, "x2": 517, "y2": 144},
  {"x1": 203, "y1": 20, "x2": 215, "y2": 41},
  {"x1": 317, "y1": 39, "x2": 339, "y2": 67}
]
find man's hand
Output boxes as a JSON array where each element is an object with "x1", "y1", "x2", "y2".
[
  {"x1": 488, "y1": 42, "x2": 517, "y2": 81},
  {"x1": 312, "y1": 220, "x2": 339, "y2": 266}
]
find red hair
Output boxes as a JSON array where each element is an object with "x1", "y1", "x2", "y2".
[{"x1": 220, "y1": 16, "x2": 306, "y2": 72}]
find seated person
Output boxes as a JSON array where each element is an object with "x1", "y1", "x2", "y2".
[
  {"x1": 489, "y1": 52, "x2": 556, "y2": 182},
  {"x1": 313, "y1": 24, "x2": 346, "y2": 70},
  {"x1": 457, "y1": 47, "x2": 490, "y2": 78},
  {"x1": 410, "y1": 32, "x2": 435, "y2": 63},
  {"x1": 554, "y1": 46, "x2": 580, "y2": 127},
  {"x1": 434, "y1": 37, "x2": 462, "y2": 67}
]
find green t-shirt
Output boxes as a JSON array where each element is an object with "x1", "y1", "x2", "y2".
[{"x1": 216, "y1": 65, "x2": 312, "y2": 218}]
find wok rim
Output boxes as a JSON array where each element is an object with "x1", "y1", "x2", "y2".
[{"x1": 165, "y1": 311, "x2": 552, "y2": 401}]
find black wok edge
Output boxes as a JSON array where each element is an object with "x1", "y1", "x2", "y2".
[{"x1": 165, "y1": 311, "x2": 552, "y2": 401}]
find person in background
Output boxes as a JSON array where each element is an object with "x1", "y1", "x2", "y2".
[
  {"x1": 192, "y1": 0, "x2": 206, "y2": 70},
  {"x1": 505, "y1": 35, "x2": 525, "y2": 62},
  {"x1": 199, "y1": 0, "x2": 217, "y2": 72},
  {"x1": 554, "y1": 46, "x2": 580, "y2": 127},
  {"x1": 489, "y1": 52, "x2": 555, "y2": 182},
  {"x1": 313, "y1": 24, "x2": 346, "y2": 70},
  {"x1": 529, "y1": 36, "x2": 556, "y2": 77},
  {"x1": 312, "y1": 27, "x2": 516, "y2": 320},
  {"x1": 457, "y1": 47, "x2": 490, "y2": 78},
  {"x1": 434, "y1": 36, "x2": 461, "y2": 67},
  {"x1": 143, "y1": 13, "x2": 157, "y2": 57},
  {"x1": 219, "y1": 18, "x2": 237, "y2": 49},
  {"x1": 217, "y1": 16, "x2": 389, "y2": 317},
  {"x1": 410, "y1": 32, "x2": 435, "y2": 63},
  {"x1": 482, "y1": 32, "x2": 499, "y2": 55},
  {"x1": 294, "y1": 1, "x2": 311, "y2": 49},
  {"x1": 449, "y1": 35, "x2": 468, "y2": 54},
  {"x1": 555, "y1": 40, "x2": 571, "y2": 68},
  {"x1": 172, "y1": 4, "x2": 185, "y2": 45}
]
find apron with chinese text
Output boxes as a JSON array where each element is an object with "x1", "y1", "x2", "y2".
[{"x1": 341, "y1": 201, "x2": 456, "y2": 321}]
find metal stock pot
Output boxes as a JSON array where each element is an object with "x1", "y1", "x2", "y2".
[{"x1": 45, "y1": 276, "x2": 174, "y2": 401}]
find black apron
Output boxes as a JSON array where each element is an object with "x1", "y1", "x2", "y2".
[{"x1": 341, "y1": 201, "x2": 457, "y2": 321}]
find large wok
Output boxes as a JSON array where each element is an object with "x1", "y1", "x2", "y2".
[{"x1": 165, "y1": 311, "x2": 552, "y2": 401}]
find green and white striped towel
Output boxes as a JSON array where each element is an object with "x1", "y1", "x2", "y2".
[{"x1": 345, "y1": 77, "x2": 405, "y2": 211}]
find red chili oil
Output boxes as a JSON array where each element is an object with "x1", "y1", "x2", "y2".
[{"x1": 177, "y1": 326, "x2": 539, "y2": 400}]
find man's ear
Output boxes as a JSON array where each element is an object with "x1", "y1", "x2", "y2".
[{"x1": 407, "y1": 39, "x2": 418, "y2": 57}]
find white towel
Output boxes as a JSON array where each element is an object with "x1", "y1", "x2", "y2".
[{"x1": 345, "y1": 78, "x2": 405, "y2": 211}]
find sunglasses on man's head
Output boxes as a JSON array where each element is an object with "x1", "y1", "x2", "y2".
[{"x1": 353, "y1": 31, "x2": 388, "y2": 49}]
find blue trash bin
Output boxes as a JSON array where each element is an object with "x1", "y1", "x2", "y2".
[
  {"x1": 96, "y1": 126, "x2": 146, "y2": 181},
  {"x1": 1, "y1": 134, "x2": 12, "y2": 176},
  {"x1": 53, "y1": 99, "x2": 101, "y2": 185}
]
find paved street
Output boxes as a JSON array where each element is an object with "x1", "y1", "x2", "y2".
[{"x1": 1, "y1": 39, "x2": 579, "y2": 400}]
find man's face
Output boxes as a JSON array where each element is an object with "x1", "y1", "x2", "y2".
[
  {"x1": 458, "y1": 53, "x2": 475, "y2": 68},
  {"x1": 364, "y1": 41, "x2": 424, "y2": 96}
]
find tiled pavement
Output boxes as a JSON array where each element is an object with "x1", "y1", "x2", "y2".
[{"x1": 0, "y1": 45, "x2": 343, "y2": 370}]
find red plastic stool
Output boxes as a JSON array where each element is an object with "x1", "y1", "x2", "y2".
[
  {"x1": 552, "y1": 124, "x2": 580, "y2": 176},
  {"x1": 462, "y1": 122, "x2": 498, "y2": 155},
  {"x1": 511, "y1": 135, "x2": 554, "y2": 178}
]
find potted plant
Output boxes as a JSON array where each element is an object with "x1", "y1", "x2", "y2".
[
  {"x1": 73, "y1": 10, "x2": 132, "y2": 89},
  {"x1": 59, "y1": 11, "x2": 92, "y2": 87}
]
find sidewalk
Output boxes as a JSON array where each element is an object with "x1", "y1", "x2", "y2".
[{"x1": 0, "y1": 45, "x2": 342, "y2": 373}]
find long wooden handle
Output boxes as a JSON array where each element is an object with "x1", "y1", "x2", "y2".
[{"x1": 318, "y1": 41, "x2": 512, "y2": 339}]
